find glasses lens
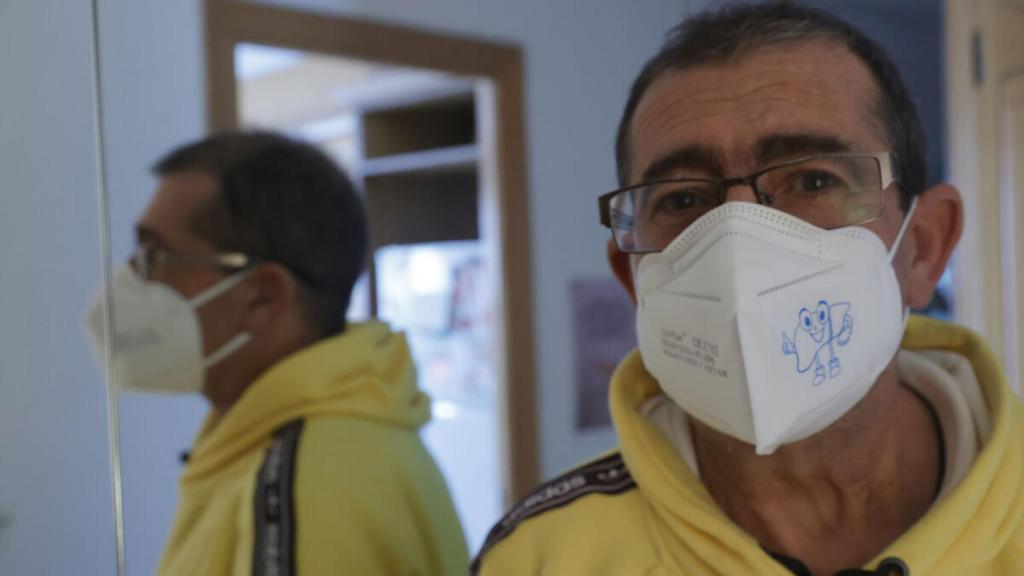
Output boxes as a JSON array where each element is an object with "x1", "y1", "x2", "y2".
[
  {"x1": 128, "y1": 245, "x2": 148, "y2": 280},
  {"x1": 609, "y1": 181, "x2": 719, "y2": 252},
  {"x1": 756, "y1": 155, "x2": 885, "y2": 229},
  {"x1": 130, "y1": 244, "x2": 168, "y2": 281}
]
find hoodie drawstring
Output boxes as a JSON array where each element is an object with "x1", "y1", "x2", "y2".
[
  {"x1": 835, "y1": 556, "x2": 909, "y2": 576},
  {"x1": 770, "y1": 550, "x2": 909, "y2": 576}
]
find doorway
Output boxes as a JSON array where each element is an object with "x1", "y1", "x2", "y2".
[{"x1": 206, "y1": 0, "x2": 538, "y2": 551}]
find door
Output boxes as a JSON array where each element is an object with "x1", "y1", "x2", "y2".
[{"x1": 945, "y1": 0, "x2": 1024, "y2": 391}]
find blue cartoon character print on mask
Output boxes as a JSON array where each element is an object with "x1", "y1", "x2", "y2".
[{"x1": 781, "y1": 300, "x2": 853, "y2": 386}]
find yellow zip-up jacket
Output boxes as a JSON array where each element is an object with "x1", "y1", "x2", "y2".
[
  {"x1": 157, "y1": 322, "x2": 468, "y2": 575},
  {"x1": 473, "y1": 317, "x2": 1024, "y2": 575}
]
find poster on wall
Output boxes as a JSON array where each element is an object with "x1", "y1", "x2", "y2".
[{"x1": 571, "y1": 277, "x2": 637, "y2": 430}]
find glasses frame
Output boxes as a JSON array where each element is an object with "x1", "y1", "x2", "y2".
[
  {"x1": 598, "y1": 151, "x2": 899, "y2": 253},
  {"x1": 130, "y1": 244, "x2": 253, "y2": 281}
]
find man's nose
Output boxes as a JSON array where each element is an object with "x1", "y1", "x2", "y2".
[{"x1": 722, "y1": 182, "x2": 760, "y2": 204}]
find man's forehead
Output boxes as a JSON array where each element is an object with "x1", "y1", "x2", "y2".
[
  {"x1": 628, "y1": 40, "x2": 885, "y2": 181},
  {"x1": 137, "y1": 170, "x2": 218, "y2": 249}
]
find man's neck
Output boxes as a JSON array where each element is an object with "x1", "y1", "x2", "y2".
[
  {"x1": 204, "y1": 326, "x2": 322, "y2": 415},
  {"x1": 693, "y1": 361, "x2": 943, "y2": 576}
]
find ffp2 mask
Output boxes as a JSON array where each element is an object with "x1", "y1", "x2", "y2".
[
  {"x1": 635, "y1": 199, "x2": 916, "y2": 454},
  {"x1": 86, "y1": 265, "x2": 252, "y2": 394}
]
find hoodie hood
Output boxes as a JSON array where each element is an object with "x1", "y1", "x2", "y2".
[
  {"x1": 182, "y1": 321, "x2": 429, "y2": 484},
  {"x1": 611, "y1": 315, "x2": 1024, "y2": 574}
]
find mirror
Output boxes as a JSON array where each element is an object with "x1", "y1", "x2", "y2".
[
  {"x1": 91, "y1": 1, "x2": 535, "y2": 573},
  {"x1": 0, "y1": 0, "x2": 119, "y2": 574}
]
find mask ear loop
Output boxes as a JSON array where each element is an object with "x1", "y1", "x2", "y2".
[
  {"x1": 189, "y1": 270, "x2": 255, "y2": 369},
  {"x1": 189, "y1": 269, "x2": 250, "y2": 308},
  {"x1": 887, "y1": 196, "x2": 919, "y2": 324},
  {"x1": 888, "y1": 196, "x2": 919, "y2": 264},
  {"x1": 203, "y1": 332, "x2": 252, "y2": 369}
]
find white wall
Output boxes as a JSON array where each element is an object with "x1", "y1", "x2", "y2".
[
  {"x1": 94, "y1": 0, "x2": 686, "y2": 572},
  {"x1": 0, "y1": 1, "x2": 117, "y2": 574}
]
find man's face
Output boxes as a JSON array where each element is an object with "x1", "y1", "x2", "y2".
[
  {"x1": 134, "y1": 171, "x2": 248, "y2": 387},
  {"x1": 624, "y1": 40, "x2": 912, "y2": 288}
]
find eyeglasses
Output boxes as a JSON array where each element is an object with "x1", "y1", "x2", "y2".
[
  {"x1": 130, "y1": 244, "x2": 252, "y2": 282},
  {"x1": 598, "y1": 152, "x2": 899, "y2": 254}
]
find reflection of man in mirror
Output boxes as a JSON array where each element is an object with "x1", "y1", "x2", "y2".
[
  {"x1": 88, "y1": 131, "x2": 467, "y2": 575},
  {"x1": 472, "y1": 3, "x2": 1024, "y2": 575}
]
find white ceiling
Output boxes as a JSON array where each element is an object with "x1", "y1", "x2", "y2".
[{"x1": 235, "y1": 44, "x2": 464, "y2": 133}]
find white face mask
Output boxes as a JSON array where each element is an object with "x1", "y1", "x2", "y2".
[
  {"x1": 635, "y1": 199, "x2": 916, "y2": 455},
  {"x1": 86, "y1": 265, "x2": 252, "y2": 394}
]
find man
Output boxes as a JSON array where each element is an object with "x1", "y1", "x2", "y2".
[
  {"x1": 472, "y1": 3, "x2": 1024, "y2": 575},
  {"x1": 87, "y1": 131, "x2": 468, "y2": 575}
]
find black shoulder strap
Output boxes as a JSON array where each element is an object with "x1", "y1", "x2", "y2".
[
  {"x1": 469, "y1": 452, "x2": 635, "y2": 574},
  {"x1": 252, "y1": 419, "x2": 305, "y2": 576}
]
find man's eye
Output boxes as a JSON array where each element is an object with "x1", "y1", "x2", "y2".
[
  {"x1": 795, "y1": 170, "x2": 842, "y2": 194},
  {"x1": 143, "y1": 245, "x2": 174, "y2": 269},
  {"x1": 652, "y1": 190, "x2": 707, "y2": 214},
  {"x1": 610, "y1": 208, "x2": 634, "y2": 229},
  {"x1": 138, "y1": 245, "x2": 155, "y2": 266}
]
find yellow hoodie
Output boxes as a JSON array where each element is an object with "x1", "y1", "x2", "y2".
[
  {"x1": 157, "y1": 322, "x2": 468, "y2": 575},
  {"x1": 472, "y1": 317, "x2": 1024, "y2": 575}
]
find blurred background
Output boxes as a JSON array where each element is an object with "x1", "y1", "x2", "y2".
[{"x1": 2, "y1": 0, "x2": 1021, "y2": 574}]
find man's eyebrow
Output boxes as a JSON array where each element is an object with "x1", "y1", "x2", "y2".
[
  {"x1": 755, "y1": 134, "x2": 853, "y2": 166},
  {"x1": 640, "y1": 145, "x2": 723, "y2": 184},
  {"x1": 636, "y1": 134, "x2": 854, "y2": 184}
]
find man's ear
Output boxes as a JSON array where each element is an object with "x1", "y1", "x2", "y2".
[
  {"x1": 607, "y1": 239, "x2": 638, "y2": 303},
  {"x1": 903, "y1": 184, "x2": 963, "y2": 309},
  {"x1": 237, "y1": 262, "x2": 299, "y2": 333}
]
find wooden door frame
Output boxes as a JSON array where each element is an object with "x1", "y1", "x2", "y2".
[
  {"x1": 205, "y1": 0, "x2": 538, "y2": 500},
  {"x1": 945, "y1": 0, "x2": 1024, "y2": 391}
]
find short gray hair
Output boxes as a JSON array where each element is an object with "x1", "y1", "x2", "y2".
[{"x1": 615, "y1": 1, "x2": 925, "y2": 209}]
